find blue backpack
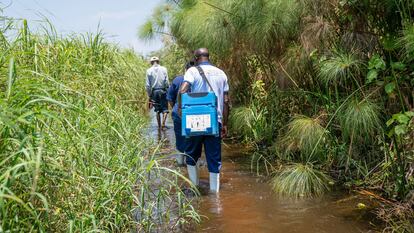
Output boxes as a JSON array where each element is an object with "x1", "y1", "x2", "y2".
[{"x1": 181, "y1": 66, "x2": 219, "y2": 138}]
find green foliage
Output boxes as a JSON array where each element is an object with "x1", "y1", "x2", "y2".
[
  {"x1": 229, "y1": 79, "x2": 273, "y2": 144},
  {"x1": 230, "y1": 107, "x2": 256, "y2": 139},
  {"x1": 0, "y1": 19, "x2": 197, "y2": 232},
  {"x1": 368, "y1": 55, "x2": 386, "y2": 70},
  {"x1": 401, "y1": 23, "x2": 414, "y2": 60},
  {"x1": 280, "y1": 44, "x2": 314, "y2": 88},
  {"x1": 138, "y1": 3, "x2": 173, "y2": 41},
  {"x1": 271, "y1": 163, "x2": 333, "y2": 198},
  {"x1": 387, "y1": 111, "x2": 414, "y2": 137},
  {"x1": 143, "y1": 0, "x2": 414, "y2": 228},
  {"x1": 385, "y1": 82, "x2": 396, "y2": 94},
  {"x1": 279, "y1": 115, "x2": 329, "y2": 162},
  {"x1": 229, "y1": 106, "x2": 268, "y2": 143},
  {"x1": 339, "y1": 99, "x2": 381, "y2": 142},
  {"x1": 171, "y1": 0, "x2": 233, "y2": 54},
  {"x1": 138, "y1": 20, "x2": 156, "y2": 40},
  {"x1": 366, "y1": 54, "x2": 386, "y2": 84},
  {"x1": 168, "y1": 0, "x2": 302, "y2": 56},
  {"x1": 228, "y1": 0, "x2": 302, "y2": 51},
  {"x1": 151, "y1": 43, "x2": 189, "y2": 79},
  {"x1": 318, "y1": 51, "x2": 363, "y2": 87}
]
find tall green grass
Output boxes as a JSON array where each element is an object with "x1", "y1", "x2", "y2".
[{"x1": 0, "y1": 19, "x2": 197, "y2": 232}]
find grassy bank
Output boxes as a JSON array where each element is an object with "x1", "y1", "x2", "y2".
[{"x1": 0, "y1": 18, "x2": 196, "y2": 232}]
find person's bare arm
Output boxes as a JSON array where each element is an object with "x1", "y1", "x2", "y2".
[
  {"x1": 177, "y1": 82, "x2": 191, "y2": 117},
  {"x1": 222, "y1": 92, "x2": 230, "y2": 137}
]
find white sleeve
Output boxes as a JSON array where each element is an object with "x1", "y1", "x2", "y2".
[
  {"x1": 183, "y1": 69, "x2": 195, "y2": 85},
  {"x1": 223, "y1": 73, "x2": 229, "y2": 92}
]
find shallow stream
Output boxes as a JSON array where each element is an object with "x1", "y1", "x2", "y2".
[{"x1": 149, "y1": 115, "x2": 379, "y2": 233}]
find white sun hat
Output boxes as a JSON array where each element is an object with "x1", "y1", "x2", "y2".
[{"x1": 150, "y1": 56, "x2": 160, "y2": 62}]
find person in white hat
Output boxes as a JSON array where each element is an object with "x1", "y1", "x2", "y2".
[{"x1": 145, "y1": 56, "x2": 170, "y2": 130}]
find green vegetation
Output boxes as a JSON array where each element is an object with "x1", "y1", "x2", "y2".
[
  {"x1": 271, "y1": 163, "x2": 333, "y2": 198},
  {"x1": 0, "y1": 17, "x2": 197, "y2": 232},
  {"x1": 142, "y1": 0, "x2": 414, "y2": 231},
  {"x1": 279, "y1": 115, "x2": 329, "y2": 163}
]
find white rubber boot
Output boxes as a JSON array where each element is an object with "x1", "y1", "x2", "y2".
[
  {"x1": 187, "y1": 165, "x2": 199, "y2": 186},
  {"x1": 209, "y1": 172, "x2": 220, "y2": 193},
  {"x1": 176, "y1": 153, "x2": 185, "y2": 166}
]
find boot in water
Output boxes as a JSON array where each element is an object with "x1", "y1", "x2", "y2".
[
  {"x1": 209, "y1": 172, "x2": 220, "y2": 193},
  {"x1": 187, "y1": 165, "x2": 199, "y2": 186}
]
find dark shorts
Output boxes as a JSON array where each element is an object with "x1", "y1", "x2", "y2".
[
  {"x1": 185, "y1": 124, "x2": 222, "y2": 173},
  {"x1": 151, "y1": 89, "x2": 169, "y2": 113},
  {"x1": 172, "y1": 112, "x2": 186, "y2": 153}
]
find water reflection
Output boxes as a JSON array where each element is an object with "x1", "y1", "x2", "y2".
[{"x1": 148, "y1": 112, "x2": 175, "y2": 148}]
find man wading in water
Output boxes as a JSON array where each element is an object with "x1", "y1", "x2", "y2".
[
  {"x1": 178, "y1": 48, "x2": 230, "y2": 193},
  {"x1": 145, "y1": 56, "x2": 169, "y2": 130}
]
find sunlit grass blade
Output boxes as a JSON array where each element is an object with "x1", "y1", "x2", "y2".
[{"x1": 6, "y1": 57, "x2": 15, "y2": 100}]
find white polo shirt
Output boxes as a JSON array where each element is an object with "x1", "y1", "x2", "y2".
[{"x1": 183, "y1": 62, "x2": 229, "y2": 123}]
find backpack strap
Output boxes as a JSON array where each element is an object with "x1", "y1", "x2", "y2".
[{"x1": 195, "y1": 66, "x2": 215, "y2": 94}]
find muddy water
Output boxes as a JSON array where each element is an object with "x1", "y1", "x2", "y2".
[
  {"x1": 194, "y1": 146, "x2": 377, "y2": 233},
  {"x1": 148, "y1": 114, "x2": 377, "y2": 233}
]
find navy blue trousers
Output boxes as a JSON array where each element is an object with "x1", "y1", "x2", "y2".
[
  {"x1": 185, "y1": 124, "x2": 222, "y2": 173},
  {"x1": 172, "y1": 112, "x2": 186, "y2": 153}
]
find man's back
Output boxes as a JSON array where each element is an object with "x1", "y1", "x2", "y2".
[
  {"x1": 146, "y1": 64, "x2": 169, "y2": 95},
  {"x1": 183, "y1": 62, "x2": 229, "y2": 123}
]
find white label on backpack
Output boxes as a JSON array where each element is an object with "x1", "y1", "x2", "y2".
[{"x1": 186, "y1": 114, "x2": 211, "y2": 132}]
